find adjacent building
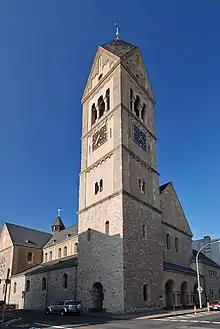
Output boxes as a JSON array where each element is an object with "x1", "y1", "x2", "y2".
[{"x1": 193, "y1": 236, "x2": 220, "y2": 266}]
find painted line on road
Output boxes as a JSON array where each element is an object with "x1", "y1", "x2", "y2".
[
  {"x1": 4, "y1": 318, "x2": 22, "y2": 327},
  {"x1": 200, "y1": 320, "x2": 211, "y2": 323},
  {"x1": 52, "y1": 326, "x2": 65, "y2": 329},
  {"x1": 212, "y1": 322, "x2": 220, "y2": 324}
]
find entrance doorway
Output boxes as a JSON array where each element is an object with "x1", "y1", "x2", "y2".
[
  {"x1": 165, "y1": 280, "x2": 175, "y2": 309},
  {"x1": 180, "y1": 282, "x2": 188, "y2": 308},
  {"x1": 92, "y1": 282, "x2": 104, "y2": 312}
]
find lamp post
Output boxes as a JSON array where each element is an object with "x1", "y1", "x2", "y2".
[{"x1": 196, "y1": 239, "x2": 220, "y2": 309}]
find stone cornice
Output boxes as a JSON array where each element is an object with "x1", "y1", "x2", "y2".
[{"x1": 161, "y1": 220, "x2": 193, "y2": 238}]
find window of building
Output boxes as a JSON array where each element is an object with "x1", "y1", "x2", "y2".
[
  {"x1": 49, "y1": 251, "x2": 52, "y2": 261},
  {"x1": 26, "y1": 280, "x2": 30, "y2": 292},
  {"x1": 95, "y1": 182, "x2": 99, "y2": 195},
  {"x1": 58, "y1": 248, "x2": 61, "y2": 258},
  {"x1": 63, "y1": 246, "x2": 67, "y2": 257},
  {"x1": 63, "y1": 273, "x2": 68, "y2": 289},
  {"x1": 91, "y1": 104, "x2": 97, "y2": 125},
  {"x1": 166, "y1": 233, "x2": 171, "y2": 250},
  {"x1": 27, "y1": 252, "x2": 33, "y2": 263},
  {"x1": 110, "y1": 128, "x2": 112, "y2": 138},
  {"x1": 143, "y1": 284, "x2": 148, "y2": 301},
  {"x1": 45, "y1": 253, "x2": 48, "y2": 262},
  {"x1": 98, "y1": 95, "x2": 105, "y2": 118},
  {"x1": 98, "y1": 74, "x2": 103, "y2": 81},
  {"x1": 175, "y1": 237, "x2": 179, "y2": 252},
  {"x1": 105, "y1": 221, "x2": 109, "y2": 235},
  {"x1": 42, "y1": 277, "x2": 47, "y2": 291},
  {"x1": 106, "y1": 88, "x2": 110, "y2": 111},
  {"x1": 141, "y1": 104, "x2": 146, "y2": 122},
  {"x1": 134, "y1": 95, "x2": 140, "y2": 117},
  {"x1": 3, "y1": 284, "x2": 5, "y2": 295},
  {"x1": 143, "y1": 225, "x2": 146, "y2": 239},
  {"x1": 13, "y1": 282, "x2": 17, "y2": 294},
  {"x1": 87, "y1": 228, "x2": 91, "y2": 242},
  {"x1": 99, "y1": 179, "x2": 103, "y2": 192},
  {"x1": 138, "y1": 178, "x2": 145, "y2": 194},
  {"x1": 74, "y1": 242, "x2": 78, "y2": 254},
  {"x1": 130, "y1": 89, "x2": 133, "y2": 111}
]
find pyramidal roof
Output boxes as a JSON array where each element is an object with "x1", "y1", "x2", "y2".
[
  {"x1": 101, "y1": 40, "x2": 137, "y2": 58},
  {"x1": 51, "y1": 216, "x2": 65, "y2": 228}
]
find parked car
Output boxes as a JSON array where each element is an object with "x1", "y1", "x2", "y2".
[
  {"x1": 45, "y1": 300, "x2": 81, "y2": 315},
  {"x1": 209, "y1": 300, "x2": 220, "y2": 311}
]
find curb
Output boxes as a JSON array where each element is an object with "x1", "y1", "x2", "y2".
[{"x1": 135, "y1": 309, "x2": 208, "y2": 320}]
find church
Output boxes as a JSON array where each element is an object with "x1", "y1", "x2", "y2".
[{"x1": 1, "y1": 36, "x2": 220, "y2": 314}]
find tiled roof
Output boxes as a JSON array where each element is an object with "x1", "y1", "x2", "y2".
[
  {"x1": 51, "y1": 216, "x2": 65, "y2": 228},
  {"x1": 6, "y1": 223, "x2": 52, "y2": 249},
  {"x1": 192, "y1": 249, "x2": 220, "y2": 269},
  {"x1": 101, "y1": 40, "x2": 137, "y2": 58},
  {"x1": 12, "y1": 256, "x2": 78, "y2": 276},
  {"x1": 163, "y1": 261, "x2": 197, "y2": 276},
  {"x1": 44, "y1": 224, "x2": 78, "y2": 248},
  {"x1": 159, "y1": 182, "x2": 170, "y2": 194}
]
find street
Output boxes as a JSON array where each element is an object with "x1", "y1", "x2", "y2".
[{"x1": 4, "y1": 310, "x2": 220, "y2": 329}]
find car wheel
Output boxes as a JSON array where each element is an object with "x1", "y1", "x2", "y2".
[{"x1": 60, "y1": 309, "x2": 66, "y2": 316}]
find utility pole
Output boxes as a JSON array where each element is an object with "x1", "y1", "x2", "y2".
[{"x1": 1, "y1": 268, "x2": 11, "y2": 327}]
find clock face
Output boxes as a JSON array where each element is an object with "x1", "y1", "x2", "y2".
[
  {"x1": 92, "y1": 124, "x2": 107, "y2": 151},
  {"x1": 133, "y1": 124, "x2": 147, "y2": 151},
  {"x1": 0, "y1": 257, "x2": 6, "y2": 276}
]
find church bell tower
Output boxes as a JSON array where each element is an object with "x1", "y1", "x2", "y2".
[{"x1": 77, "y1": 33, "x2": 163, "y2": 313}]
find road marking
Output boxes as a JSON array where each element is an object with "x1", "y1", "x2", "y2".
[
  {"x1": 4, "y1": 318, "x2": 22, "y2": 327},
  {"x1": 212, "y1": 322, "x2": 220, "y2": 324},
  {"x1": 200, "y1": 320, "x2": 211, "y2": 323},
  {"x1": 189, "y1": 320, "x2": 199, "y2": 322},
  {"x1": 52, "y1": 327, "x2": 65, "y2": 329}
]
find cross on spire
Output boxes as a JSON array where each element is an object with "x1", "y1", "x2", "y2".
[
  {"x1": 114, "y1": 23, "x2": 120, "y2": 40},
  {"x1": 57, "y1": 208, "x2": 61, "y2": 217}
]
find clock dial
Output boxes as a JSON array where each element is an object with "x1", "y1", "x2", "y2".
[
  {"x1": 92, "y1": 124, "x2": 107, "y2": 151},
  {"x1": 133, "y1": 124, "x2": 147, "y2": 151}
]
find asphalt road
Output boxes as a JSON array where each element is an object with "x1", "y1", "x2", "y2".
[{"x1": 4, "y1": 310, "x2": 220, "y2": 329}]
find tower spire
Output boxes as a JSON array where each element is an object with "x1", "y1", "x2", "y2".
[{"x1": 114, "y1": 23, "x2": 120, "y2": 40}]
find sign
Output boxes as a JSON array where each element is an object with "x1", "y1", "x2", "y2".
[{"x1": 197, "y1": 286, "x2": 203, "y2": 293}]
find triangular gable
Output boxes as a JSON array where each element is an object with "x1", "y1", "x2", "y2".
[
  {"x1": 121, "y1": 48, "x2": 154, "y2": 100},
  {"x1": 160, "y1": 182, "x2": 193, "y2": 237},
  {"x1": 82, "y1": 46, "x2": 119, "y2": 102},
  {"x1": 0, "y1": 223, "x2": 13, "y2": 249}
]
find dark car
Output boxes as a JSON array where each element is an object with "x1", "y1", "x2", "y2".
[
  {"x1": 45, "y1": 300, "x2": 81, "y2": 315},
  {"x1": 210, "y1": 300, "x2": 220, "y2": 311}
]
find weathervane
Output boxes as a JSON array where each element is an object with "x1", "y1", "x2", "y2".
[
  {"x1": 114, "y1": 23, "x2": 120, "y2": 40},
  {"x1": 57, "y1": 208, "x2": 61, "y2": 217}
]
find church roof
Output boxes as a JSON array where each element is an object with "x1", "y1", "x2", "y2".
[
  {"x1": 6, "y1": 223, "x2": 52, "y2": 249},
  {"x1": 101, "y1": 40, "x2": 137, "y2": 58},
  {"x1": 44, "y1": 223, "x2": 78, "y2": 248},
  {"x1": 159, "y1": 182, "x2": 171, "y2": 194},
  {"x1": 191, "y1": 249, "x2": 220, "y2": 269},
  {"x1": 51, "y1": 216, "x2": 65, "y2": 228},
  {"x1": 163, "y1": 261, "x2": 197, "y2": 276}
]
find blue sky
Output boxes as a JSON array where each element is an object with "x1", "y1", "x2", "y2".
[{"x1": 0, "y1": 0, "x2": 220, "y2": 239}]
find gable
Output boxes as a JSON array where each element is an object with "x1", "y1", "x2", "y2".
[
  {"x1": 160, "y1": 182, "x2": 193, "y2": 237},
  {"x1": 121, "y1": 48, "x2": 154, "y2": 100},
  {"x1": 0, "y1": 223, "x2": 13, "y2": 251},
  {"x1": 82, "y1": 47, "x2": 119, "y2": 102}
]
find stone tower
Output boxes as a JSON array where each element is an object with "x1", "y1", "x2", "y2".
[{"x1": 77, "y1": 38, "x2": 163, "y2": 314}]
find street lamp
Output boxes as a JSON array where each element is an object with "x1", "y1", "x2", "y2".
[{"x1": 196, "y1": 239, "x2": 220, "y2": 309}]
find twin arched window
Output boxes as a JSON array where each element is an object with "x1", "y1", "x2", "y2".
[{"x1": 91, "y1": 89, "x2": 111, "y2": 126}]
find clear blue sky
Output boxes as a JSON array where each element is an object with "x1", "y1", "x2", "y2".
[{"x1": 1, "y1": 0, "x2": 220, "y2": 239}]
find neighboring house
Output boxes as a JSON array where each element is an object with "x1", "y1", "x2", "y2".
[{"x1": 193, "y1": 236, "x2": 220, "y2": 265}]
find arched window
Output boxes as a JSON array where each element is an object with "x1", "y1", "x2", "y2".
[
  {"x1": 58, "y1": 248, "x2": 61, "y2": 258},
  {"x1": 175, "y1": 237, "x2": 179, "y2": 252},
  {"x1": 142, "y1": 225, "x2": 146, "y2": 239},
  {"x1": 95, "y1": 182, "x2": 99, "y2": 195},
  {"x1": 87, "y1": 228, "x2": 91, "y2": 242},
  {"x1": 143, "y1": 284, "x2": 148, "y2": 301},
  {"x1": 141, "y1": 104, "x2": 146, "y2": 122},
  {"x1": 42, "y1": 277, "x2": 46, "y2": 291},
  {"x1": 3, "y1": 284, "x2": 5, "y2": 295},
  {"x1": 105, "y1": 221, "x2": 109, "y2": 235},
  {"x1": 134, "y1": 95, "x2": 140, "y2": 117},
  {"x1": 49, "y1": 251, "x2": 52, "y2": 261},
  {"x1": 98, "y1": 96, "x2": 105, "y2": 118},
  {"x1": 166, "y1": 233, "x2": 171, "y2": 250},
  {"x1": 74, "y1": 242, "x2": 78, "y2": 254},
  {"x1": 63, "y1": 246, "x2": 67, "y2": 257},
  {"x1": 106, "y1": 89, "x2": 110, "y2": 111},
  {"x1": 63, "y1": 273, "x2": 68, "y2": 289},
  {"x1": 130, "y1": 88, "x2": 133, "y2": 111},
  {"x1": 99, "y1": 179, "x2": 103, "y2": 192},
  {"x1": 13, "y1": 282, "x2": 17, "y2": 294},
  {"x1": 91, "y1": 104, "x2": 97, "y2": 125},
  {"x1": 26, "y1": 280, "x2": 30, "y2": 292},
  {"x1": 27, "y1": 252, "x2": 33, "y2": 263},
  {"x1": 45, "y1": 253, "x2": 48, "y2": 262}
]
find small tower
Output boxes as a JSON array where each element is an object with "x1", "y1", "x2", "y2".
[{"x1": 51, "y1": 208, "x2": 65, "y2": 233}]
